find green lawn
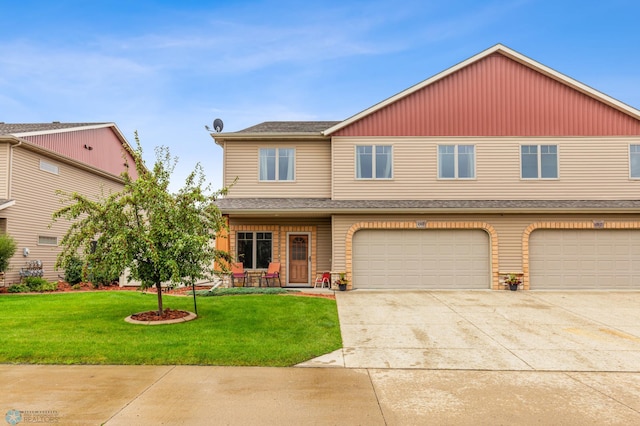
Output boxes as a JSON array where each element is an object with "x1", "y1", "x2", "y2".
[{"x1": 0, "y1": 292, "x2": 342, "y2": 366}]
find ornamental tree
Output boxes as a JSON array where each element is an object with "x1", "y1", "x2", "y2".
[{"x1": 53, "y1": 133, "x2": 231, "y2": 315}]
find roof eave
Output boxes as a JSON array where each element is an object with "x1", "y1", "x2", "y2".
[
  {"x1": 0, "y1": 135, "x2": 25, "y2": 145},
  {"x1": 10, "y1": 122, "x2": 115, "y2": 137},
  {"x1": 219, "y1": 206, "x2": 640, "y2": 216},
  {"x1": 211, "y1": 132, "x2": 330, "y2": 145},
  {"x1": 0, "y1": 200, "x2": 16, "y2": 211}
]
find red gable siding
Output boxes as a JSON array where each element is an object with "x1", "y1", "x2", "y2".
[
  {"x1": 335, "y1": 53, "x2": 640, "y2": 137},
  {"x1": 22, "y1": 127, "x2": 137, "y2": 179}
]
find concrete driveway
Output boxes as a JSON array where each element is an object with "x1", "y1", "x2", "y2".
[
  {"x1": 332, "y1": 290, "x2": 640, "y2": 371},
  {"x1": 297, "y1": 290, "x2": 640, "y2": 424}
]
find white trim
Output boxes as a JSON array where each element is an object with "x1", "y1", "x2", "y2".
[
  {"x1": 629, "y1": 144, "x2": 640, "y2": 179},
  {"x1": 520, "y1": 143, "x2": 559, "y2": 180},
  {"x1": 0, "y1": 200, "x2": 15, "y2": 211},
  {"x1": 11, "y1": 123, "x2": 116, "y2": 137},
  {"x1": 324, "y1": 44, "x2": 640, "y2": 136},
  {"x1": 258, "y1": 147, "x2": 296, "y2": 182}
]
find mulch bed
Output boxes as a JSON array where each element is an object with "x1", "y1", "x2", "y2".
[{"x1": 130, "y1": 308, "x2": 191, "y2": 321}]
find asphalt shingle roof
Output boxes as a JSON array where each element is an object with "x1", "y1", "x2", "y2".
[
  {"x1": 215, "y1": 198, "x2": 640, "y2": 212},
  {"x1": 236, "y1": 121, "x2": 340, "y2": 134},
  {"x1": 0, "y1": 122, "x2": 108, "y2": 135}
]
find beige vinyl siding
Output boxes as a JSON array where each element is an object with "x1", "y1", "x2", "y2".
[
  {"x1": 223, "y1": 140, "x2": 331, "y2": 198},
  {"x1": 331, "y1": 213, "x2": 640, "y2": 277},
  {"x1": 332, "y1": 137, "x2": 640, "y2": 200},
  {"x1": 1, "y1": 147, "x2": 124, "y2": 283},
  {"x1": 0, "y1": 143, "x2": 10, "y2": 199}
]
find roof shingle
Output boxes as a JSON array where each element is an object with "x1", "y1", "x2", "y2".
[
  {"x1": 215, "y1": 198, "x2": 640, "y2": 212},
  {"x1": 0, "y1": 122, "x2": 108, "y2": 135},
  {"x1": 236, "y1": 121, "x2": 340, "y2": 134}
]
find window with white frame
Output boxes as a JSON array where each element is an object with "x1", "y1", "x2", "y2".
[
  {"x1": 236, "y1": 232, "x2": 272, "y2": 269},
  {"x1": 259, "y1": 148, "x2": 295, "y2": 181},
  {"x1": 438, "y1": 145, "x2": 475, "y2": 179},
  {"x1": 521, "y1": 145, "x2": 558, "y2": 179},
  {"x1": 39, "y1": 160, "x2": 59, "y2": 175},
  {"x1": 356, "y1": 145, "x2": 392, "y2": 179},
  {"x1": 38, "y1": 236, "x2": 57, "y2": 246},
  {"x1": 630, "y1": 145, "x2": 640, "y2": 178}
]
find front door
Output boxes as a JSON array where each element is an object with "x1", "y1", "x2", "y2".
[{"x1": 288, "y1": 234, "x2": 309, "y2": 285}]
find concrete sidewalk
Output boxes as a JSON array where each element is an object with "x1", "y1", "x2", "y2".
[{"x1": 2, "y1": 365, "x2": 640, "y2": 425}]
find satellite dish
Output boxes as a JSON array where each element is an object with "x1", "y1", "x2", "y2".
[{"x1": 213, "y1": 118, "x2": 224, "y2": 133}]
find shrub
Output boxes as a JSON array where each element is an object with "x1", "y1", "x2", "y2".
[
  {"x1": 0, "y1": 234, "x2": 17, "y2": 273},
  {"x1": 88, "y1": 263, "x2": 120, "y2": 287},
  {"x1": 23, "y1": 277, "x2": 57, "y2": 292},
  {"x1": 8, "y1": 284, "x2": 29, "y2": 293},
  {"x1": 64, "y1": 256, "x2": 84, "y2": 285}
]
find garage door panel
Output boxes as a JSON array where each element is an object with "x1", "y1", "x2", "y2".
[
  {"x1": 530, "y1": 229, "x2": 640, "y2": 290},
  {"x1": 353, "y1": 229, "x2": 490, "y2": 289}
]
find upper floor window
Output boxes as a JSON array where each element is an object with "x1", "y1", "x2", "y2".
[
  {"x1": 237, "y1": 231, "x2": 272, "y2": 269},
  {"x1": 39, "y1": 160, "x2": 59, "y2": 175},
  {"x1": 438, "y1": 145, "x2": 475, "y2": 179},
  {"x1": 356, "y1": 145, "x2": 392, "y2": 179},
  {"x1": 259, "y1": 148, "x2": 295, "y2": 181},
  {"x1": 521, "y1": 145, "x2": 558, "y2": 179},
  {"x1": 630, "y1": 145, "x2": 640, "y2": 178}
]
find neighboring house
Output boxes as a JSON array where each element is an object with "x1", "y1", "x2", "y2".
[
  {"x1": 212, "y1": 44, "x2": 640, "y2": 291},
  {"x1": 0, "y1": 122, "x2": 136, "y2": 284}
]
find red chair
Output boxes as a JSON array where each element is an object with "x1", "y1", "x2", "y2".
[
  {"x1": 314, "y1": 272, "x2": 331, "y2": 288},
  {"x1": 231, "y1": 262, "x2": 248, "y2": 287},
  {"x1": 261, "y1": 262, "x2": 281, "y2": 287}
]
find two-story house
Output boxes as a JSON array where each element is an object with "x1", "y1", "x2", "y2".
[
  {"x1": 212, "y1": 44, "x2": 640, "y2": 291},
  {"x1": 0, "y1": 122, "x2": 136, "y2": 284}
]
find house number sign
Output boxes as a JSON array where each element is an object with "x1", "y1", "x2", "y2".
[
  {"x1": 593, "y1": 220, "x2": 605, "y2": 229},
  {"x1": 416, "y1": 221, "x2": 427, "y2": 229}
]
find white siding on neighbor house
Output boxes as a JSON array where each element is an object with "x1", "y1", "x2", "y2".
[
  {"x1": 1, "y1": 147, "x2": 124, "y2": 284},
  {"x1": 331, "y1": 136, "x2": 640, "y2": 200},
  {"x1": 223, "y1": 140, "x2": 331, "y2": 198}
]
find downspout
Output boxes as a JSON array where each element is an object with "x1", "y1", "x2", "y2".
[{"x1": 8, "y1": 138, "x2": 22, "y2": 199}]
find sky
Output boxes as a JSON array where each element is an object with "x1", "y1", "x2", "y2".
[{"x1": 2, "y1": 0, "x2": 640, "y2": 191}]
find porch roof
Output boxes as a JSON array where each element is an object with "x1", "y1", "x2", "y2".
[
  {"x1": 215, "y1": 198, "x2": 640, "y2": 215},
  {"x1": 0, "y1": 199, "x2": 15, "y2": 211}
]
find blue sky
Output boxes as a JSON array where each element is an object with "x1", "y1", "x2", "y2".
[{"x1": 2, "y1": 1, "x2": 639, "y2": 190}]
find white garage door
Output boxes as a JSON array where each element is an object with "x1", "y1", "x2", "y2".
[
  {"x1": 352, "y1": 229, "x2": 490, "y2": 289},
  {"x1": 529, "y1": 229, "x2": 640, "y2": 289}
]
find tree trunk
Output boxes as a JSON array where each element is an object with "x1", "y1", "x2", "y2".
[{"x1": 155, "y1": 282, "x2": 163, "y2": 316}]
